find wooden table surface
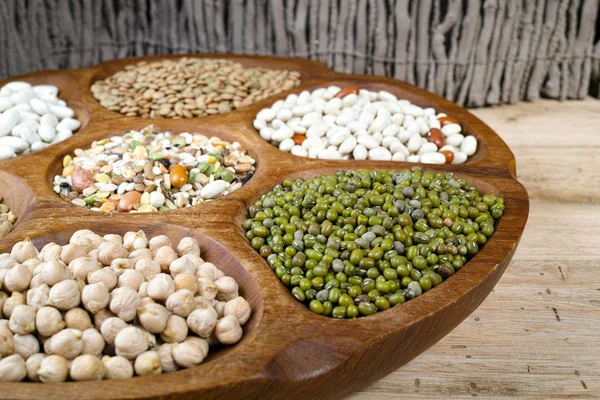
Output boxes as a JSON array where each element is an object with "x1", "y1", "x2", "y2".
[{"x1": 349, "y1": 98, "x2": 600, "y2": 399}]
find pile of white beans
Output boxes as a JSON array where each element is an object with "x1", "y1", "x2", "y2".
[
  {"x1": 0, "y1": 230, "x2": 251, "y2": 382},
  {"x1": 253, "y1": 86, "x2": 477, "y2": 164},
  {"x1": 0, "y1": 81, "x2": 80, "y2": 160}
]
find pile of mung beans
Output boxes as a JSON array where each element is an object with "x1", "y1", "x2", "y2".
[
  {"x1": 91, "y1": 58, "x2": 301, "y2": 119},
  {"x1": 243, "y1": 168, "x2": 504, "y2": 318},
  {"x1": 0, "y1": 230, "x2": 251, "y2": 382},
  {"x1": 53, "y1": 126, "x2": 255, "y2": 212}
]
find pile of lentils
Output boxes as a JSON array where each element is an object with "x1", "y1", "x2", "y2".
[
  {"x1": 91, "y1": 58, "x2": 301, "y2": 119},
  {"x1": 53, "y1": 126, "x2": 255, "y2": 212},
  {"x1": 253, "y1": 86, "x2": 476, "y2": 164},
  {"x1": 0, "y1": 197, "x2": 16, "y2": 237},
  {"x1": 0, "y1": 82, "x2": 80, "y2": 159},
  {"x1": 243, "y1": 168, "x2": 504, "y2": 318},
  {"x1": 0, "y1": 229, "x2": 252, "y2": 382}
]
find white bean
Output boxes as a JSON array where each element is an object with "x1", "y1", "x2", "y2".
[
  {"x1": 0, "y1": 110, "x2": 20, "y2": 136},
  {"x1": 441, "y1": 123, "x2": 462, "y2": 136},
  {"x1": 0, "y1": 96, "x2": 13, "y2": 112},
  {"x1": 452, "y1": 151, "x2": 468, "y2": 164},
  {"x1": 3, "y1": 81, "x2": 32, "y2": 92},
  {"x1": 338, "y1": 135, "x2": 357, "y2": 154},
  {"x1": 291, "y1": 145, "x2": 308, "y2": 157},
  {"x1": 291, "y1": 104, "x2": 313, "y2": 117},
  {"x1": 421, "y1": 152, "x2": 446, "y2": 164},
  {"x1": 418, "y1": 142, "x2": 438, "y2": 155},
  {"x1": 0, "y1": 145, "x2": 16, "y2": 159},
  {"x1": 357, "y1": 135, "x2": 379, "y2": 150},
  {"x1": 33, "y1": 85, "x2": 59, "y2": 97},
  {"x1": 392, "y1": 152, "x2": 406, "y2": 161},
  {"x1": 275, "y1": 108, "x2": 292, "y2": 122},
  {"x1": 38, "y1": 125, "x2": 56, "y2": 143},
  {"x1": 30, "y1": 98, "x2": 49, "y2": 115},
  {"x1": 259, "y1": 127, "x2": 273, "y2": 141},
  {"x1": 461, "y1": 135, "x2": 478, "y2": 156},
  {"x1": 0, "y1": 136, "x2": 28, "y2": 152},
  {"x1": 352, "y1": 144, "x2": 368, "y2": 160},
  {"x1": 56, "y1": 117, "x2": 80, "y2": 131},
  {"x1": 407, "y1": 134, "x2": 422, "y2": 153},
  {"x1": 407, "y1": 154, "x2": 421, "y2": 163},
  {"x1": 368, "y1": 147, "x2": 392, "y2": 161},
  {"x1": 256, "y1": 108, "x2": 275, "y2": 122},
  {"x1": 279, "y1": 138, "x2": 295, "y2": 152},
  {"x1": 445, "y1": 134, "x2": 464, "y2": 147}
]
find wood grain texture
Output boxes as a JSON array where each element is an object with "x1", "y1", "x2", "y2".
[
  {"x1": 349, "y1": 97, "x2": 600, "y2": 399},
  {"x1": 0, "y1": 54, "x2": 528, "y2": 399}
]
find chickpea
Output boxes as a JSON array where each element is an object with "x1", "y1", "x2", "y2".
[
  {"x1": 186, "y1": 307, "x2": 218, "y2": 338},
  {"x1": 117, "y1": 269, "x2": 145, "y2": 291},
  {"x1": 10, "y1": 238, "x2": 38, "y2": 263},
  {"x1": 214, "y1": 315, "x2": 243, "y2": 345},
  {"x1": 37, "y1": 354, "x2": 69, "y2": 382},
  {"x1": 26, "y1": 283, "x2": 50, "y2": 311},
  {"x1": 36, "y1": 306, "x2": 65, "y2": 337},
  {"x1": 147, "y1": 273, "x2": 175, "y2": 301},
  {"x1": 81, "y1": 282, "x2": 110, "y2": 314},
  {"x1": 70, "y1": 354, "x2": 105, "y2": 381},
  {"x1": 49, "y1": 328, "x2": 83, "y2": 359},
  {"x1": 157, "y1": 343, "x2": 177, "y2": 372},
  {"x1": 169, "y1": 256, "x2": 196, "y2": 277},
  {"x1": 137, "y1": 302, "x2": 169, "y2": 334},
  {"x1": 135, "y1": 258, "x2": 161, "y2": 280},
  {"x1": 215, "y1": 276, "x2": 239, "y2": 302},
  {"x1": 109, "y1": 287, "x2": 141, "y2": 322},
  {"x1": 47, "y1": 280, "x2": 81, "y2": 310},
  {"x1": 123, "y1": 231, "x2": 148, "y2": 252},
  {"x1": 149, "y1": 235, "x2": 171, "y2": 256},
  {"x1": 60, "y1": 244, "x2": 87, "y2": 265},
  {"x1": 9, "y1": 304, "x2": 36, "y2": 334},
  {"x1": 154, "y1": 246, "x2": 178, "y2": 273},
  {"x1": 114, "y1": 327, "x2": 150, "y2": 360},
  {"x1": 0, "y1": 354, "x2": 27, "y2": 382},
  {"x1": 88, "y1": 268, "x2": 117, "y2": 291},
  {"x1": 160, "y1": 315, "x2": 188, "y2": 343},
  {"x1": 172, "y1": 337, "x2": 208, "y2": 368},
  {"x1": 4, "y1": 264, "x2": 32, "y2": 292},
  {"x1": 25, "y1": 353, "x2": 46, "y2": 381},
  {"x1": 224, "y1": 297, "x2": 252, "y2": 325},
  {"x1": 134, "y1": 350, "x2": 162, "y2": 376},
  {"x1": 13, "y1": 333, "x2": 40, "y2": 359},
  {"x1": 69, "y1": 257, "x2": 101, "y2": 281},
  {"x1": 81, "y1": 328, "x2": 105, "y2": 357},
  {"x1": 100, "y1": 317, "x2": 129, "y2": 345},
  {"x1": 64, "y1": 308, "x2": 92, "y2": 331},
  {"x1": 176, "y1": 237, "x2": 201, "y2": 257},
  {"x1": 102, "y1": 355, "x2": 133, "y2": 380},
  {"x1": 173, "y1": 274, "x2": 198, "y2": 294}
]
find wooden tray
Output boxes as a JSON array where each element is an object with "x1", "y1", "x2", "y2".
[{"x1": 0, "y1": 54, "x2": 529, "y2": 400}]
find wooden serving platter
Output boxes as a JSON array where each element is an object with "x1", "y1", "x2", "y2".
[{"x1": 0, "y1": 54, "x2": 529, "y2": 400}]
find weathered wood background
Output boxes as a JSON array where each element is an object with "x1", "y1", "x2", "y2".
[
  {"x1": 348, "y1": 97, "x2": 600, "y2": 399},
  {"x1": 1, "y1": 0, "x2": 600, "y2": 106}
]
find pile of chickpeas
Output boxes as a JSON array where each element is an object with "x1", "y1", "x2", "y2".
[{"x1": 0, "y1": 230, "x2": 251, "y2": 382}]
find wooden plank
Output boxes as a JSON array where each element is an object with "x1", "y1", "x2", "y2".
[{"x1": 351, "y1": 97, "x2": 600, "y2": 399}]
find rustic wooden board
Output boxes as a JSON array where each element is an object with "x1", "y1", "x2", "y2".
[
  {"x1": 0, "y1": 54, "x2": 528, "y2": 400},
  {"x1": 349, "y1": 98, "x2": 600, "y2": 399}
]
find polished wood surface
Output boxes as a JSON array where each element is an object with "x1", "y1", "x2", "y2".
[
  {"x1": 0, "y1": 54, "x2": 528, "y2": 400},
  {"x1": 350, "y1": 98, "x2": 599, "y2": 399}
]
